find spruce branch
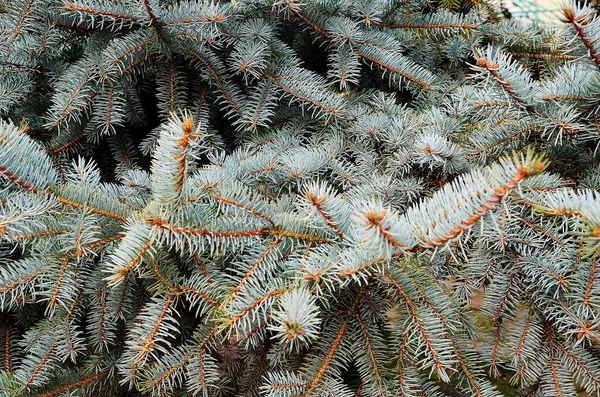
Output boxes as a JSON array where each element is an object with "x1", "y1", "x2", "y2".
[
  {"x1": 2, "y1": 1, "x2": 600, "y2": 396},
  {"x1": 562, "y1": 5, "x2": 600, "y2": 67},
  {"x1": 405, "y1": 148, "x2": 548, "y2": 249}
]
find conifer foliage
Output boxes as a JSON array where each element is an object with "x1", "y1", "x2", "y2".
[{"x1": 2, "y1": 0, "x2": 600, "y2": 395}]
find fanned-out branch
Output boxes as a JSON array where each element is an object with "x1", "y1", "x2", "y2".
[
  {"x1": 61, "y1": 1, "x2": 144, "y2": 30},
  {"x1": 180, "y1": 45, "x2": 245, "y2": 119},
  {"x1": 561, "y1": 5, "x2": 600, "y2": 67},
  {"x1": 44, "y1": 58, "x2": 101, "y2": 130},
  {"x1": 208, "y1": 183, "x2": 275, "y2": 226},
  {"x1": 150, "y1": 110, "x2": 211, "y2": 204},
  {"x1": 234, "y1": 80, "x2": 277, "y2": 132},
  {"x1": 381, "y1": 9, "x2": 483, "y2": 35},
  {"x1": 467, "y1": 118, "x2": 542, "y2": 159},
  {"x1": 51, "y1": 183, "x2": 132, "y2": 222},
  {"x1": 299, "y1": 180, "x2": 350, "y2": 240},
  {"x1": 101, "y1": 30, "x2": 155, "y2": 78},
  {"x1": 538, "y1": 63, "x2": 599, "y2": 104},
  {"x1": 155, "y1": 60, "x2": 188, "y2": 119},
  {"x1": 327, "y1": 46, "x2": 361, "y2": 91},
  {"x1": 555, "y1": 343, "x2": 600, "y2": 393},
  {"x1": 0, "y1": 120, "x2": 57, "y2": 193},
  {"x1": 0, "y1": 193, "x2": 58, "y2": 240},
  {"x1": 283, "y1": 0, "x2": 436, "y2": 90},
  {"x1": 353, "y1": 200, "x2": 416, "y2": 252},
  {"x1": 385, "y1": 270, "x2": 456, "y2": 382},
  {"x1": 104, "y1": 221, "x2": 153, "y2": 285},
  {"x1": 267, "y1": 289, "x2": 321, "y2": 350},
  {"x1": 150, "y1": 214, "x2": 333, "y2": 254},
  {"x1": 8, "y1": 0, "x2": 39, "y2": 41},
  {"x1": 161, "y1": 0, "x2": 232, "y2": 27},
  {"x1": 261, "y1": 371, "x2": 307, "y2": 397},
  {"x1": 119, "y1": 294, "x2": 179, "y2": 386},
  {"x1": 353, "y1": 311, "x2": 388, "y2": 396},
  {"x1": 225, "y1": 238, "x2": 281, "y2": 303},
  {"x1": 13, "y1": 329, "x2": 60, "y2": 393},
  {"x1": 473, "y1": 46, "x2": 537, "y2": 107},
  {"x1": 354, "y1": 44, "x2": 435, "y2": 90},
  {"x1": 29, "y1": 371, "x2": 108, "y2": 397},
  {"x1": 265, "y1": 66, "x2": 347, "y2": 118},
  {"x1": 303, "y1": 286, "x2": 365, "y2": 397},
  {"x1": 0, "y1": 259, "x2": 55, "y2": 310},
  {"x1": 404, "y1": 148, "x2": 547, "y2": 248}
]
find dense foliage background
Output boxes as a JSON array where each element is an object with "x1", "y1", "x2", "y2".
[{"x1": 2, "y1": 0, "x2": 600, "y2": 396}]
